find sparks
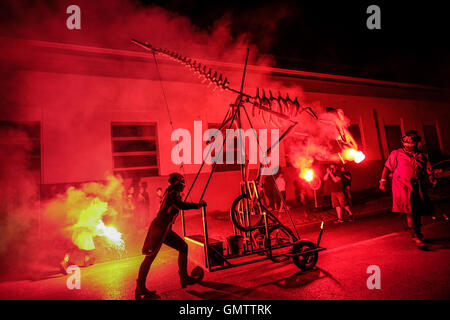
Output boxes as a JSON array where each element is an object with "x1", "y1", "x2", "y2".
[{"x1": 95, "y1": 220, "x2": 125, "y2": 250}]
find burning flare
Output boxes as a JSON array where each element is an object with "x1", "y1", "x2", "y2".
[
  {"x1": 342, "y1": 148, "x2": 366, "y2": 164},
  {"x1": 95, "y1": 220, "x2": 125, "y2": 251},
  {"x1": 44, "y1": 174, "x2": 126, "y2": 255},
  {"x1": 301, "y1": 168, "x2": 315, "y2": 182},
  {"x1": 70, "y1": 196, "x2": 125, "y2": 252}
]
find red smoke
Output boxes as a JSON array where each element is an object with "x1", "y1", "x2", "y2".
[{"x1": 0, "y1": 0, "x2": 364, "y2": 281}]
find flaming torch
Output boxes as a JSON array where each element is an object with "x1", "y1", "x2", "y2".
[
  {"x1": 298, "y1": 166, "x2": 321, "y2": 210},
  {"x1": 300, "y1": 168, "x2": 315, "y2": 182},
  {"x1": 342, "y1": 148, "x2": 366, "y2": 164}
]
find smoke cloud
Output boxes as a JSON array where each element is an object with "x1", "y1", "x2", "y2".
[{"x1": 0, "y1": 0, "x2": 360, "y2": 280}]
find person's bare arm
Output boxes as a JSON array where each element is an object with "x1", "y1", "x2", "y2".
[
  {"x1": 329, "y1": 171, "x2": 341, "y2": 183},
  {"x1": 379, "y1": 167, "x2": 390, "y2": 191},
  {"x1": 426, "y1": 156, "x2": 437, "y2": 187}
]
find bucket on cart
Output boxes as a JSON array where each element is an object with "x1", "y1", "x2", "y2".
[{"x1": 227, "y1": 235, "x2": 244, "y2": 255}]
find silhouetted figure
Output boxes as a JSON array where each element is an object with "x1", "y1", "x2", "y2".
[
  {"x1": 341, "y1": 166, "x2": 352, "y2": 207},
  {"x1": 135, "y1": 173, "x2": 206, "y2": 300},
  {"x1": 156, "y1": 187, "x2": 163, "y2": 206},
  {"x1": 136, "y1": 182, "x2": 150, "y2": 228}
]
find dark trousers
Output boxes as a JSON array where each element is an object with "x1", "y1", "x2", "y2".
[
  {"x1": 263, "y1": 184, "x2": 275, "y2": 209},
  {"x1": 275, "y1": 190, "x2": 286, "y2": 209},
  {"x1": 406, "y1": 212, "x2": 422, "y2": 237},
  {"x1": 137, "y1": 219, "x2": 188, "y2": 284}
]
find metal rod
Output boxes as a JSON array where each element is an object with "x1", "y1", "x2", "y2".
[
  {"x1": 201, "y1": 206, "x2": 211, "y2": 271},
  {"x1": 266, "y1": 121, "x2": 298, "y2": 155},
  {"x1": 181, "y1": 209, "x2": 186, "y2": 238},
  {"x1": 209, "y1": 247, "x2": 327, "y2": 272},
  {"x1": 239, "y1": 48, "x2": 250, "y2": 95},
  {"x1": 314, "y1": 189, "x2": 318, "y2": 209},
  {"x1": 317, "y1": 221, "x2": 324, "y2": 246},
  {"x1": 263, "y1": 209, "x2": 272, "y2": 258},
  {"x1": 183, "y1": 105, "x2": 234, "y2": 201},
  {"x1": 199, "y1": 105, "x2": 239, "y2": 201}
]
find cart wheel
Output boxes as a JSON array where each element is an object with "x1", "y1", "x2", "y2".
[
  {"x1": 191, "y1": 266, "x2": 204, "y2": 282},
  {"x1": 230, "y1": 194, "x2": 264, "y2": 232},
  {"x1": 265, "y1": 226, "x2": 298, "y2": 263},
  {"x1": 292, "y1": 240, "x2": 319, "y2": 271}
]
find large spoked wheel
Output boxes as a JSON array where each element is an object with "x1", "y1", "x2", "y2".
[
  {"x1": 292, "y1": 240, "x2": 319, "y2": 271},
  {"x1": 265, "y1": 226, "x2": 298, "y2": 263},
  {"x1": 230, "y1": 194, "x2": 265, "y2": 232}
]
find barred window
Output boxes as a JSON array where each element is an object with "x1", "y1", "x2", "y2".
[
  {"x1": 111, "y1": 123, "x2": 159, "y2": 179},
  {"x1": 0, "y1": 121, "x2": 41, "y2": 171}
]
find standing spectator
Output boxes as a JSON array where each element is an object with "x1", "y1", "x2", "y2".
[
  {"x1": 379, "y1": 130, "x2": 436, "y2": 250},
  {"x1": 341, "y1": 165, "x2": 352, "y2": 207},
  {"x1": 294, "y1": 178, "x2": 309, "y2": 219},
  {"x1": 294, "y1": 178, "x2": 308, "y2": 207},
  {"x1": 136, "y1": 182, "x2": 150, "y2": 228},
  {"x1": 275, "y1": 173, "x2": 287, "y2": 211},
  {"x1": 124, "y1": 186, "x2": 136, "y2": 219},
  {"x1": 324, "y1": 164, "x2": 354, "y2": 223},
  {"x1": 156, "y1": 187, "x2": 163, "y2": 207}
]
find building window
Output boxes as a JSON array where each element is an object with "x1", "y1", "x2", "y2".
[
  {"x1": 384, "y1": 125, "x2": 403, "y2": 154},
  {"x1": 207, "y1": 123, "x2": 240, "y2": 172},
  {"x1": 423, "y1": 125, "x2": 442, "y2": 162},
  {"x1": 0, "y1": 121, "x2": 41, "y2": 184},
  {"x1": 111, "y1": 123, "x2": 159, "y2": 179}
]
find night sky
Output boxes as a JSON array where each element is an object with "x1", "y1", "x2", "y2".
[{"x1": 147, "y1": 0, "x2": 450, "y2": 88}]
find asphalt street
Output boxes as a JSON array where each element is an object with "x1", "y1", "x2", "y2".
[{"x1": 0, "y1": 201, "x2": 449, "y2": 300}]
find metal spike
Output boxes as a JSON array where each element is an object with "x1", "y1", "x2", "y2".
[
  {"x1": 222, "y1": 78, "x2": 229, "y2": 89},
  {"x1": 276, "y1": 97, "x2": 284, "y2": 116},
  {"x1": 269, "y1": 90, "x2": 275, "y2": 101},
  {"x1": 293, "y1": 97, "x2": 300, "y2": 116},
  {"x1": 286, "y1": 92, "x2": 292, "y2": 103}
]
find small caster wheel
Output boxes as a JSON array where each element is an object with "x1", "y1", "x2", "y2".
[{"x1": 292, "y1": 240, "x2": 319, "y2": 271}]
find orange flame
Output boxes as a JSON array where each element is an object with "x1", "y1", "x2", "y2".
[
  {"x1": 95, "y1": 220, "x2": 125, "y2": 250},
  {"x1": 342, "y1": 148, "x2": 366, "y2": 163},
  {"x1": 300, "y1": 168, "x2": 314, "y2": 182},
  {"x1": 44, "y1": 174, "x2": 126, "y2": 254}
]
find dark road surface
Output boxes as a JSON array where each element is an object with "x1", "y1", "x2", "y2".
[{"x1": 1, "y1": 205, "x2": 449, "y2": 300}]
